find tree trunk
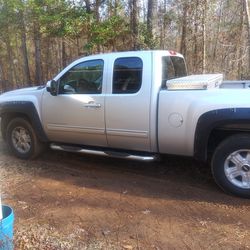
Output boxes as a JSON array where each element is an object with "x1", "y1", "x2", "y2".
[
  {"x1": 44, "y1": 37, "x2": 54, "y2": 81},
  {"x1": 147, "y1": 0, "x2": 158, "y2": 48},
  {"x1": 0, "y1": 59, "x2": 7, "y2": 92},
  {"x1": 95, "y1": 0, "x2": 101, "y2": 52},
  {"x1": 142, "y1": 0, "x2": 147, "y2": 23},
  {"x1": 130, "y1": 0, "x2": 139, "y2": 49},
  {"x1": 212, "y1": 0, "x2": 223, "y2": 71},
  {"x1": 77, "y1": 37, "x2": 81, "y2": 56},
  {"x1": 180, "y1": 2, "x2": 188, "y2": 58},
  {"x1": 243, "y1": 0, "x2": 250, "y2": 77},
  {"x1": 19, "y1": 10, "x2": 31, "y2": 86},
  {"x1": 14, "y1": 35, "x2": 20, "y2": 87},
  {"x1": 34, "y1": 23, "x2": 43, "y2": 84},
  {"x1": 62, "y1": 38, "x2": 67, "y2": 68},
  {"x1": 114, "y1": 0, "x2": 118, "y2": 16},
  {"x1": 201, "y1": 0, "x2": 207, "y2": 73},
  {"x1": 193, "y1": 0, "x2": 199, "y2": 73},
  {"x1": 4, "y1": 34, "x2": 15, "y2": 89},
  {"x1": 161, "y1": 0, "x2": 167, "y2": 49},
  {"x1": 95, "y1": 0, "x2": 101, "y2": 22},
  {"x1": 85, "y1": 0, "x2": 91, "y2": 13}
]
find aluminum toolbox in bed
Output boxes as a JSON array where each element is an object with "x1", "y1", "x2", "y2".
[{"x1": 166, "y1": 74, "x2": 223, "y2": 90}]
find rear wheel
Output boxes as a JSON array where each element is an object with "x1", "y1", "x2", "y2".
[
  {"x1": 6, "y1": 118, "x2": 45, "y2": 159},
  {"x1": 212, "y1": 134, "x2": 250, "y2": 198}
]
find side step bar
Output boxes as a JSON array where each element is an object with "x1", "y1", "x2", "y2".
[{"x1": 50, "y1": 143, "x2": 159, "y2": 162}]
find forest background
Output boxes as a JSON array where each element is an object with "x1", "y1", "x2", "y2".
[{"x1": 0, "y1": 0, "x2": 249, "y2": 91}]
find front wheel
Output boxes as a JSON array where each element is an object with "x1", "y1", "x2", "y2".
[
  {"x1": 212, "y1": 134, "x2": 250, "y2": 198},
  {"x1": 6, "y1": 118, "x2": 45, "y2": 159}
]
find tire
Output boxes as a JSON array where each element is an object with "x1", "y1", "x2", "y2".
[
  {"x1": 6, "y1": 117, "x2": 44, "y2": 159},
  {"x1": 212, "y1": 134, "x2": 250, "y2": 198}
]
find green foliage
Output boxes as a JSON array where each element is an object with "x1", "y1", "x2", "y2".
[
  {"x1": 39, "y1": 3, "x2": 89, "y2": 38},
  {"x1": 0, "y1": 0, "x2": 19, "y2": 35},
  {"x1": 0, "y1": 0, "x2": 249, "y2": 90},
  {"x1": 85, "y1": 15, "x2": 130, "y2": 52},
  {"x1": 138, "y1": 22, "x2": 159, "y2": 49}
]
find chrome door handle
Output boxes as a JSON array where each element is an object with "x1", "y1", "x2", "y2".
[{"x1": 83, "y1": 102, "x2": 101, "y2": 108}]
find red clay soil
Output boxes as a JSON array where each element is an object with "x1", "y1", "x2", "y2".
[{"x1": 0, "y1": 138, "x2": 250, "y2": 249}]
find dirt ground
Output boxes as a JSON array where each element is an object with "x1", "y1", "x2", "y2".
[{"x1": 0, "y1": 138, "x2": 250, "y2": 250}]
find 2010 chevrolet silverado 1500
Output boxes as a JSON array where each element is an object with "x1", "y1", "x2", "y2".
[{"x1": 1, "y1": 50, "x2": 250, "y2": 198}]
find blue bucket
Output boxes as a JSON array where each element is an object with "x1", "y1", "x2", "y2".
[{"x1": 0, "y1": 205, "x2": 14, "y2": 250}]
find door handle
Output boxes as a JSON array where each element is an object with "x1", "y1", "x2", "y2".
[{"x1": 83, "y1": 102, "x2": 101, "y2": 108}]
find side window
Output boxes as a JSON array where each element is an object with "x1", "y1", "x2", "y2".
[
  {"x1": 113, "y1": 57, "x2": 143, "y2": 94},
  {"x1": 59, "y1": 59, "x2": 104, "y2": 94}
]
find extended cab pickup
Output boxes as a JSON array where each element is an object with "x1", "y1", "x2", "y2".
[{"x1": 1, "y1": 50, "x2": 250, "y2": 198}]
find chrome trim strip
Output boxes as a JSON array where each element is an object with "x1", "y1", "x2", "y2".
[
  {"x1": 106, "y1": 129, "x2": 149, "y2": 138},
  {"x1": 47, "y1": 124, "x2": 105, "y2": 134}
]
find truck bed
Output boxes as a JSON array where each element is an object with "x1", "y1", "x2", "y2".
[{"x1": 220, "y1": 80, "x2": 250, "y2": 89}]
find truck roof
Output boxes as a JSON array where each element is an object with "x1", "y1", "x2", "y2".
[{"x1": 77, "y1": 50, "x2": 184, "y2": 61}]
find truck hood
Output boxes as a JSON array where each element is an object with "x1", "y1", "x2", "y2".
[
  {"x1": 1, "y1": 86, "x2": 45, "y2": 97},
  {"x1": 0, "y1": 86, "x2": 46, "y2": 111}
]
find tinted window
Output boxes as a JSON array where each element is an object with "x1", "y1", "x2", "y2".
[
  {"x1": 113, "y1": 57, "x2": 143, "y2": 94},
  {"x1": 162, "y1": 56, "x2": 187, "y2": 85},
  {"x1": 59, "y1": 60, "x2": 103, "y2": 94}
]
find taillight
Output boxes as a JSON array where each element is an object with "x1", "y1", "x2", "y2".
[{"x1": 169, "y1": 50, "x2": 177, "y2": 56}]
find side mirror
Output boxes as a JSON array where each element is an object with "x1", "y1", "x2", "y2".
[{"x1": 46, "y1": 80, "x2": 58, "y2": 96}]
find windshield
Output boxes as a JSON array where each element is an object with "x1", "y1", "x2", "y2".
[{"x1": 162, "y1": 56, "x2": 187, "y2": 85}]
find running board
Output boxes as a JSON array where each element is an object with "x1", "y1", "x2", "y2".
[{"x1": 50, "y1": 143, "x2": 158, "y2": 162}]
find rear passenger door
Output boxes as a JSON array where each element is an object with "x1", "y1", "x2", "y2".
[{"x1": 105, "y1": 54, "x2": 152, "y2": 152}]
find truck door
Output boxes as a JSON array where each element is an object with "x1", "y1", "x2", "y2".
[
  {"x1": 42, "y1": 59, "x2": 107, "y2": 147},
  {"x1": 105, "y1": 54, "x2": 152, "y2": 152}
]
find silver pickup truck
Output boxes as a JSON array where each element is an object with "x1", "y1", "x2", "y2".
[{"x1": 1, "y1": 50, "x2": 250, "y2": 198}]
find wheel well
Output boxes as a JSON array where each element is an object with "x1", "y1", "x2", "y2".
[
  {"x1": 207, "y1": 128, "x2": 250, "y2": 161},
  {"x1": 1, "y1": 113, "x2": 30, "y2": 140}
]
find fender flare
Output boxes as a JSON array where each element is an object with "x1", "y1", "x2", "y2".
[
  {"x1": 194, "y1": 108, "x2": 250, "y2": 161},
  {"x1": 0, "y1": 101, "x2": 48, "y2": 142}
]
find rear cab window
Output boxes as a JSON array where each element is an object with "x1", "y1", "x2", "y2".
[{"x1": 162, "y1": 56, "x2": 187, "y2": 87}]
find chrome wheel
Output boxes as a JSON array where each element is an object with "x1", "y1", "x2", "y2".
[
  {"x1": 11, "y1": 126, "x2": 31, "y2": 154},
  {"x1": 224, "y1": 150, "x2": 250, "y2": 189}
]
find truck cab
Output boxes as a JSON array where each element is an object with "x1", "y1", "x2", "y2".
[{"x1": 43, "y1": 51, "x2": 186, "y2": 153}]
